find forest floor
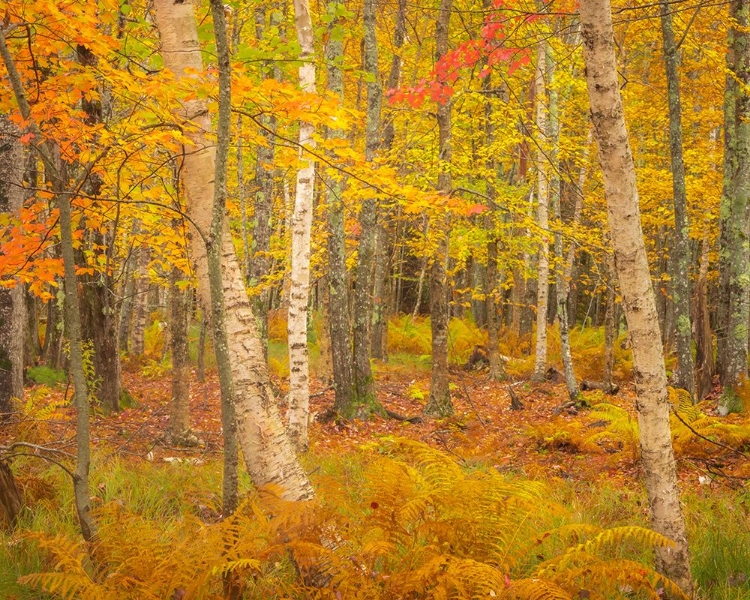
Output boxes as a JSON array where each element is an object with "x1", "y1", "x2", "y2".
[
  {"x1": 21, "y1": 361, "x2": 748, "y2": 493},
  {"x1": 3, "y1": 357, "x2": 750, "y2": 599}
]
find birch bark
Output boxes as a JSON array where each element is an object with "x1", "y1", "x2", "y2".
[
  {"x1": 286, "y1": 0, "x2": 317, "y2": 450},
  {"x1": 579, "y1": 0, "x2": 692, "y2": 591},
  {"x1": 152, "y1": 0, "x2": 313, "y2": 500}
]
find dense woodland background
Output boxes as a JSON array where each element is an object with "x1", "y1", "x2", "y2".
[{"x1": 0, "y1": 0, "x2": 749, "y2": 598}]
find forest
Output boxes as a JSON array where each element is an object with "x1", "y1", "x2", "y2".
[{"x1": 0, "y1": 0, "x2": 749, "y2": 597}]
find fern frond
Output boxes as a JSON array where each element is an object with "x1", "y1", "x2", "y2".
[{"x1": 499, "y1": 577, "x2": 573, "y2": 600}]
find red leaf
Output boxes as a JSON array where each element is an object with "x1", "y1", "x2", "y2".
[{"x1": 19, "y1": 132, "x2": 34, "y2": 144}]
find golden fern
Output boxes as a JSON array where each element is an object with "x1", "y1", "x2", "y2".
[
  {"x1": 499, "y1": 578, "x2": 573, "y2": 600},
  {"x1": 668, "y1": 387, "x2": 701, "y2": 424}
]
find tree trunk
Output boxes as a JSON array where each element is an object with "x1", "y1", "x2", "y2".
[
  {"x1": 579, "y1": 0, "x2": 693, "y2": 592},
  {"x1": 547, "y1": 49, "x2": 579, "y2": 399},
  {"x1": 532, "y1": 42, "x2": 550, "y2": 382},
  {"x1": 286, "y1": 0, "x2": 317, "y2": 451},
  {"x1": 351, "y1": 0, "x2": 383, "y2": 407},
  {"x1": 168, "y1": 268, "x2": 192, "y2": 443},
  {"x1": 130, "y1": 244, "x2": 150, "y2": 356},
  {"x1": 0, "y1": 459, "x2": 22, "y2": 530},
  {"x1": 324, "y1": 11, "x2": 357, "y2": 416},
  {"x1": 208, "y1": 0, "x2": 239, "y2": 516},
  {"x1": 482, "y1": 66, "x2": 504, "y2": 381},
  {"x1": 720, "y1": 0, "x2": 750, "y2": 415},
  {"x1": 717, "y1": 20, "x2": 737, "y2": 381},
  {"x1": 693, "y1": 237, "x2": 715, "y2": 401},
  {"x1": 423, "y1": 0, "x2": 454, "y2": 418},
  {"x1": 0, "y1": 116, "x2": 26, "y2": 414},
  {"x1": 659, "y1": 0, "x2": 695, "y2": 396},
  {"x1": 153, "y1": 0, "x2": 313, "y2": 500}
]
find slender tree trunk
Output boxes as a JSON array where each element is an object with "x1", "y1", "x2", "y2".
[
  {"x1": 423, "y1": 0, "x2": 454, "y2": 418},
  {"x1": 0, "y1": 117, "x2": 25, "y2": 414},
  {"x1": 693, "y1": 237, "x2": 715, "y2": 400},
  {"x1": 482, "y1": 67, "x2": 504, "y2": 381},
  {"x1": 44, "y1": 292, "x2": 64, "y2": 369},
  {"x1": 351, "y1": 0, "x2": 383, "y2": 406},
  {"x1": 720, "y1": 0, "x2": 750, "y2": 415},
  {"x1": 153, "y1": 0, "x2": 313, "y2": 500},
  {"x1": 717, "y1": 22, "x2": 736, "y2": 381},
  {"x1": 56, "y1": 163, "x2": 97, "y2": 543},
  {"x1": 197, "y1": 317, "x2": 206, "y2": 383},
  {"x1": 603, "y1": 255, "x2": 617, "y2": 387},
  {"x1": 130, "y1": 244, "x2": 150, "y2": 356},
  {"x1": 168, "y1": 268, "x2": 192, "y2": 443},
  {"x1": 532, "y1": 42, "x2": 550, "y2": 381},
  {"x1": 547, "y1": 49, "x2": 579, "y2": 399},
  {"x1": 0, "y1": 33, "x2": 97, "y2": 542},
  {"x1": 286, "y1": 0, "x2": 317, "y2": 451},
  {"x1": 579, "y1": 0, "x2": 692, "y2": 592},
  {"x1": 659, "y1": 0, "x2": 695, "y2": 396},
  {"x1": 207, "y1": 0, "x2": 239, "y2": 516},
  {"x1": 323, "y1": 8, "x2": 357, "y2": 416},
  {"x1": 118, "y1": 251, "x2": 136, "y2": 353}
]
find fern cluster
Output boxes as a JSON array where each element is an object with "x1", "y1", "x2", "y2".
[{"x1": 18, "y1": 440, "x2": 687, "y2": 599}]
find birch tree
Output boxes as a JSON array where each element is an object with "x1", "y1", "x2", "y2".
[
  {"x1": 286, "y1": 0, "x2": 317, "y2": 450},
  {"x1": 578, "y1": 0, "x2": 692, "y2": 591},
  {"x1": 152, "y1": 0, "x2": 313, "y2": 501},
  {"x1": 531, "y1": 42, "x2": 550, "y2": 382}
]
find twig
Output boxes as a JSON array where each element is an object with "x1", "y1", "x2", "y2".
[{"x1": 670, "y1": 407, "x2": 749, "y2": 459}]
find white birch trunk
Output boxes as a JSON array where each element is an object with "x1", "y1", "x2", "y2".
[
  {"x1": 532, "y1": 42, "x2": 550, "y2": 381},
  {"x1": 153, "y1": 0, "x2": 313, "y2": 500},
  {"x1": 286, "y1": 0, "x2": 317, "y2": 451},
  {"x1": 579, "y1": 0, "x2": 692, "y2": 592}
]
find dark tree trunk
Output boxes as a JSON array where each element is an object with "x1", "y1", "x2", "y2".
[
  {"x1": 424, "y1": 0, "x2": 454, "y2": 418},
  {"x1": 168, "y1": 268, "x2": 192, "y2": 442},
  {"x1": 659, "y1": 0, "x2": 695, "y2": 395}
]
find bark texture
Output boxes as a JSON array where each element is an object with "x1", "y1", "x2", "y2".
[
  {"x1": 659, "y1": 0, "x2": 694, "y2": 396},
  {"x1": 153, "y1": 0, "x2": 313, "y2": 500},
  {"x1": 351, "y1": 0, "x2": 383, "y2": 406},
  {"x1": 423, "y1": 0, "x2": 454, "y2": 418},
  {"x1": 532, "y1": 43, "x2": 550, "y2": 382},
  {"x1": 324, "y1": 9, "x2": 357, "y2": 416},
  {"x1": 168, "y1": 268, "x2": 192, "y2": 442},
  {"x1": 578, "y1": 0, "x2": 693, "y2": 592},
  {"x1": 720, "y1": 0, "x2": 750, "y2": 415},
  {"x1": 0, "y1": 117, "x2": 25, "y2": 415},
  {"x1": 286, "y1": 0, "x2": 317, "y2": 450}
]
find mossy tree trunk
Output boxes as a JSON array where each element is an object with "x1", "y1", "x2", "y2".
[
  {"x1": 720, "y1": 0, "x2": 750, "y2": 416},
  {"x1": 324, "y1": 4, "x2": 357, "y2": 417},
  {"x1": 659, "y1": 0, "x2": 695, "y2": 396}
]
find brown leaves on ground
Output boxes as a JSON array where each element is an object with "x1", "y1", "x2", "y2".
[{"x1": 6, "y1": 367, "x2": 746, "y2": 491}]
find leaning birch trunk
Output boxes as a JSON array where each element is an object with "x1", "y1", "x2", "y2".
[
  {"x1": 578, "y1": 0, "x2": 693, "y2": 593},
  {"x1": 152, "y1": 0, "x2": 313, "y2": 500},
  {"x1": 531, "y1": 42, "x2": 550, "y2": 382},
  {"x1": 286, "y1": 0, "x2": 317, "y2": 451}
]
